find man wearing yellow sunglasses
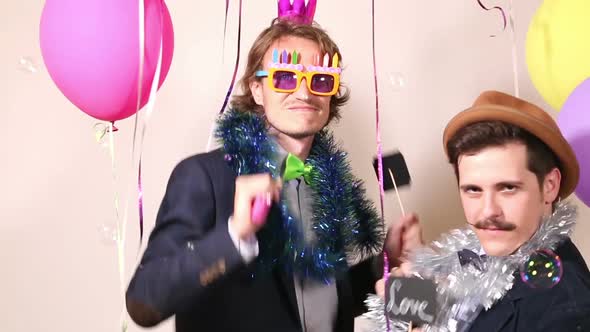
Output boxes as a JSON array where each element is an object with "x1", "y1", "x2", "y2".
[{"x1": 126, "y1": 2, "x2": 415, "y2": 331}]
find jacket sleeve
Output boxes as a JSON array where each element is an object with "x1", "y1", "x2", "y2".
[
  {"x1": 125, "y1": 156, "x2": 244, "y2": 327},
  {"x1": 349, "y1": 256, "x2": 381, "y2": 317},
  {"x1": 535, "y1": 302, "x2": 590, "y2": 331}
]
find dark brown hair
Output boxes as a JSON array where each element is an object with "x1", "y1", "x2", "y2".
[
  {"x1": 446, "y1": 121, "x2": 561, "y2": 191},
  {"x1": 230, "y1": 19, "x2": 349, "y2": 124}
]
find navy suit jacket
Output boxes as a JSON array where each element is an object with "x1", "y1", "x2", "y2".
[
  {"x1": 468, "y1": 239, "x2": 590, "y2": 331},
  {"x1": 125, "y1": 149, "x2": 378, "y2": 332}
]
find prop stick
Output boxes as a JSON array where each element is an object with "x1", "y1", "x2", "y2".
[{"x1": 388, "y1": 168, "x2": 406, "y2": 216}]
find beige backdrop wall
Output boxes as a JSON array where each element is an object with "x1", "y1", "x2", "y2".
[{"x1": 1, "y1": 1, "x2": 588, "y2": 331}]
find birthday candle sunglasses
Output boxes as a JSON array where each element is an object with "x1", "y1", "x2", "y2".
[{"x1": 255, "y1": 49, "x2": 342, "y2": 96}]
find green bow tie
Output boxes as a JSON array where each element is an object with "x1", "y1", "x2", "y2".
[{"x1": 282, "y1": 153, "x2": 313, "y2": 184}]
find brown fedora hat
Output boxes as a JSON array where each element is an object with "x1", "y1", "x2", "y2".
[{"x1": 443, "y1": 90, "x2": 579, "y2": 199}]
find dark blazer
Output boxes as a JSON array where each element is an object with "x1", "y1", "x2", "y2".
[
  {"x1": 125, "y1": 149, "x2": 378, "y2": 332},
  {"x1": 469, "y1": 239, "x2": 590, "y2": 331}
]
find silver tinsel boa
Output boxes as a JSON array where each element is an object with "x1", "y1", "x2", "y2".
[{"x1": 363, "y1": 201, "x2": 577, "y2": 332}]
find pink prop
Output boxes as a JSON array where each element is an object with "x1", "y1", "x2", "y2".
[
  {"x1": 278, "y1": 0, "x2": 317, "y2": 24},
  {"x1": 251, "y1": 195, "x2": 271, "y2": 225},
  {"x1": 40, "y1": 0, "x2": 174, "y2": 122}
]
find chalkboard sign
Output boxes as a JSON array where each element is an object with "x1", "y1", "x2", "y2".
[
  {"x1": 373, "y1": 151, "x2": 411, "y2": 191},
  {"x1": 385, "y1": 277, "x2": 437, "y2": 325}
]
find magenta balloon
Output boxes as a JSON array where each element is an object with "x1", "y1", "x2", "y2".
[
  {"x1": 40, "y1": 0, "x2": 174, "y2": 122},
  {"x1": 558, "y1": 78, "x2": 590, "y2": 207}
]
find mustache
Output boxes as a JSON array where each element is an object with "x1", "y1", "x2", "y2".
[
  {"x1": 284, "y1": 100, "x2": 321, "y2": 109},
  {"x1": 471, "y1": 218, "x2": 517, "y2": 231}
]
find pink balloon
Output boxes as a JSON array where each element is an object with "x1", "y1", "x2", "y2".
[{"x1": 40, "y1": 0, "x2": 174, "y2": 122}]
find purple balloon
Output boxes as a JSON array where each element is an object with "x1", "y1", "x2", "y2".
[{"x1": 558, "y1": 78, "x2": 590, "y2": 207}]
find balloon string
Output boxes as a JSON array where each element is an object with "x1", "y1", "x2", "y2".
[
  {"x1": 115, "y1": 1, "x2": 162, "y2": 329},
  {"x1": 507, "y1": 0, "x2": 519, "y2": 98},
  {"x1": 476, "y1": 0, "x2": 518, "y2": 97},
  {"x1": 371, "y1": 0, "x2": 390, "y2": 330},
  {"x1": 106, "y1": 122, "x2": 127, "y2": 331},
  {"x1": 132, "y1": 0, "x2": 164, "y2": 252}
]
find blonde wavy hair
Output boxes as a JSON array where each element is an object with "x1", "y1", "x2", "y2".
[{"x1": 230, "y1": 19, "x2": 349, "y2": 125}]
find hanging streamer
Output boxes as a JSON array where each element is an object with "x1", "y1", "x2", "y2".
[
  {"x1": 476, "y1": 0, "x2": 507, "y2": 37},
  {"x1": 134, "y1": 15, "x2": 164, "y2": 250},
  {"x1": 207, "y1": 0, "x2": 243, "y2": 151},
  {"x1": 223, "y1": 0, "x2": 230, "y2": 57},
  {"x1": 93, "y1": 1, "x2": 164, "y2": 331},
  {"x1": 476, "y1": 0, "x2": 519, "y2": 96},
  {"x1": 371, "y1": 0, "x2": 390, "y2": 331},
  {"x1": 129, "y1": 0, "x2": 147, "y2": 253},
  {"x1": 127, "y1": 0, "x2": 165, "y2": 252},
  {"x1": 218, "y1": 0, "x2": 242, "y2": 115}
]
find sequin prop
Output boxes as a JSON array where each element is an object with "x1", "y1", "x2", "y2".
[
  {"x1": 278, "y1": 0, "x2": 317, "y2": 24},
  {"x1": 364, "y1": 202, "x2": 577, "y2": 331}
]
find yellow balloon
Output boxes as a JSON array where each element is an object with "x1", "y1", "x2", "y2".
[{"x1": 526, "y1": 0, "x2": 590, "y2": 111}]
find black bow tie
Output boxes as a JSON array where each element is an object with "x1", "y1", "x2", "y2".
[{"x1": 458, "y1": 249, "x2": 487, "y2": 271}]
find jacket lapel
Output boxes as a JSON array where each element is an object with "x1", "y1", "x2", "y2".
[
  {"x1": 491, "y1": 281, "x2": 529, "y2": 331},
  {"x1": 476, "y1": 239, "x2": 581, "y2": 332},
  {"x1": 259, "y1": 208, "x2": 302, "y2": 328}
]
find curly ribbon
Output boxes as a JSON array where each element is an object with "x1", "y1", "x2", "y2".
[
  {"x1": 131, "y1": 0, "x2": 164, "y2": 251},
  {"x1": 476, "y1": 0, "x2": 519, "y2": 97},
  {"x1": 476, "y1": 0, "x2": 507, "y2": 37},
  {"x1": 207, "y1": 0, "x2": 243, "y2": 151},
  {"x1": 371, "y1": 0, "x2": 390, "y2": 330},
  {"x1": 219, "y1": 0, "x2": 242, "y2": 115}
]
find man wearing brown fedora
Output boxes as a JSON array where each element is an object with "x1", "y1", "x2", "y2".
[{"x1": 376, "y1": 90, "x2": 590, "y2": 331}]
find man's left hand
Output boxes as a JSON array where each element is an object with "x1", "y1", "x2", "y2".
[{"x1": 384, "y1": 213, "x2": 424, "y2": 267}]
